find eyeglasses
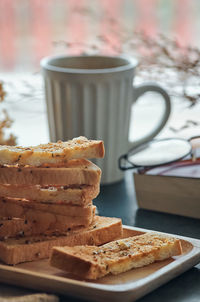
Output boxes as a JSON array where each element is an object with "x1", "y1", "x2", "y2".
[{"x1": 119, "y1": 136, "x2": 200, "y2": 171}]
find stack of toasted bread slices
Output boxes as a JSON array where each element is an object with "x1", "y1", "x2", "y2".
[{"x1": 0, "y1": 137, "x2": 123, "y2": 265}]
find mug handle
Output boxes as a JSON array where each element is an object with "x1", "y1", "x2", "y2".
[{"x1": 129, "y1": 83, "x2": 171, "y2": 149}]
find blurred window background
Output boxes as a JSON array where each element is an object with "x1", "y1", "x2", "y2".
[
  {"x1": 0, "y1": 0, "x2": 200, "y2": 146},
  {"x1": 1, "y1": 0, "x2": 200, "y2": 72}
]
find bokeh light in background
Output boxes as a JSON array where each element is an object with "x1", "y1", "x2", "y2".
[{"x1": 0, "y1": 0, "x2": 200, "y2": 72}]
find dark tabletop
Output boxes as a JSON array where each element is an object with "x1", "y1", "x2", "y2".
[{"x1": 1, "y1": 171, "x2": 200, "y2": 302}]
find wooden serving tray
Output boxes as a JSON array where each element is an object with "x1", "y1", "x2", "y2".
[{"x1": 0, "y1": 226, "x2": 200, "y2": 302}]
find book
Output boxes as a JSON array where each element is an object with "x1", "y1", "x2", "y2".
[{"x1": 134, "y1": 159, "x2": 200, "y2": 219}]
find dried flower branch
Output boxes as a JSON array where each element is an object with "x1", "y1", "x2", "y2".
[
  {"x1": 0, "y1": 82, "x2": 6, "y2": 102},
  {"x1": 53, "y1": 4, "x2": 200, "y2": 107},
  {"x1": 0, "y1": 82, "x2": 16, "y2": 145},
  {"x1": 129, "y1": 32, "x2": 200, "y2": 106}
]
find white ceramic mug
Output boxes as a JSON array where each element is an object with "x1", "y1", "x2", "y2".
[{"x1": 41, "y1": 55, "x2": 171, "y2": 184}]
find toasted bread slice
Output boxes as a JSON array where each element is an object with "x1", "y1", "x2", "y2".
[
  {"x1": 0, "y1": 216, "x2": 98, "y2": 240},
  {"x1": 0, "y1": 197, "x2": 93, "y2": 216},
  {"x1": 0, "y1": 183, "x2": 99, "y2": 205},
  {"x1": 0, "y1": 216, "x2": 94, "y2": 240},
  {"x1": 0, "y1": 136, "x2": 104, "y2": 166},
  {"x1": 0, "y1": 159, "x2": 101, "y2": 186},
  {"x1": 0, "y1": 197, "x2": 96, "y2": 232},
  {"x1": 50, "y1": 232, "x2": 182, "y2": 279},
  {"x1": 0, "y1": 216, "x2": 122, "y2": 265}
]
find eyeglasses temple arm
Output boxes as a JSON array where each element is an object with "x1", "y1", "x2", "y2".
[{"x1": 118, "y1": 154, "x2": 136, "y2": 171}]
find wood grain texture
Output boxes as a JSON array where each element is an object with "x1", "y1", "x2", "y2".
[{"x1": 0, "y1": 226, "x2": 199, "y2": 302}]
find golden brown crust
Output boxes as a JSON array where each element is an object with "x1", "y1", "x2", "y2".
[
  {"x1": 0, "y1": 216, "x2": 122, "y2": 265},
  {"x1": 0, "y1": 137, "x2": 105, "y2": 166},
  {"x1": 0, "y1": 159, "x2": 101, "y2": 186},
  {"x1": 0, "y1": 183, "x2": 100, "y2": 205},
  {"x1": 50, "y1": 232, "x2": 182, "y2": 279},
  {"x1": 0, "y1": 216, "x2": 97, "y2": 240},
  {"x1": 0, "y1": 197, "x2": 93, "y2": 216},
  {"x1": 0, "y1": 197, "x2": 96, "y2": 234}
]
